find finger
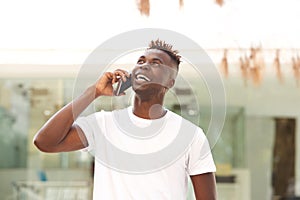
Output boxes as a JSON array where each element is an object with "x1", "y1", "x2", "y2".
[
  {"x1": 121, "y1": 70, "x2": 130, "y2": 78},
  {"x1": 114, "y1": 69, "x2": 129, "y2": 82},
  {"x1": 106, "y1": 72, "x2": 114, "y2": 80},
  {"x1": 115, "y1": 71, "x2": 126, "y2": 82},
  {"x1": 111, "y1": 73, "x2": 120, "y2": 84},
  {"x1": 104, "y1": 72, "x2": 117, "y2": 84}
]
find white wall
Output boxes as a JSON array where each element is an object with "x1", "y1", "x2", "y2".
[{"x1": 245, "y1": 117, "x2": 275, "y2": 199}]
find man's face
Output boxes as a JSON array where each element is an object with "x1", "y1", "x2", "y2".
[{"x1": 131, "y1": 49, "x2": 177, "y2": 94}]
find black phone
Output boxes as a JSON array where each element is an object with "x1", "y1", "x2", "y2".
[{"x1": 114, "y1": 74, "x2": 132, "y2": 96}]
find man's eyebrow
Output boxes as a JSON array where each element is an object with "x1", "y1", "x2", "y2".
[
  {"x1": 152, "y1": 57, "x2": 163, "y2": 63},
  {"x1": 137, "y1": 56, "x2": 163, "y2": 63},
  {"x1": 138, "y1": 55, "x2": 145, "y2": 60}
]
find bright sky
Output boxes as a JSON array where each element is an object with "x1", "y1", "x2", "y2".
[{"x1": 1, "y1": 0, "x2": 300, "y2": 50}]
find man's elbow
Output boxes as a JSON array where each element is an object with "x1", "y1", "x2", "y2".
[{"x1": 33, "y1": 136, "x2": 56, "y2": 153}]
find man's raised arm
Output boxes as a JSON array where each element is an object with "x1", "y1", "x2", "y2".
[{"x1": 33, "y1": 70, "x2": 129, "y2": 153}]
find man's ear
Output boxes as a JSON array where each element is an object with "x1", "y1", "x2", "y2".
[{"x1": 167, "y1": 79, "x2": 175, "y2": 89}]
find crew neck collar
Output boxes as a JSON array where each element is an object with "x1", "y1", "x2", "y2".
[{"x1": 127, "y1": 106, "x2": 169, "y2": 122}]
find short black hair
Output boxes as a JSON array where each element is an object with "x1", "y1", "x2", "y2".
[{"x1": 147, "y1": 39, "x2": 181, "y2": 69}]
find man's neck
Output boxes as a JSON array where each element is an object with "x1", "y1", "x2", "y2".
[{"x1": 132, "y1": 96, "x2": 166, "y2": 119}]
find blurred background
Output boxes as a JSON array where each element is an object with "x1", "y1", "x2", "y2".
[{"x1": 0, "y1": 0, "x2": 300, "y2": 199}]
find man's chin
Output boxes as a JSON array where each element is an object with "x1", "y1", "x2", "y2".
[
  {"x1": 133, "y1": 86, "x2": 152, "y2": 95},
  {"x1": 133, "y1": 84, "x2": 162, "y2": 96}
]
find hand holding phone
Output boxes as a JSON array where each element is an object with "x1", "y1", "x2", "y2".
[{"x1": 114, "y1": 74, "x2": 132, "y2": 96}]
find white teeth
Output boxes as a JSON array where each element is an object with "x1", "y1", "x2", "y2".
[{"x1": 136, "y1": 74, "x2": 150, "y2": 81}]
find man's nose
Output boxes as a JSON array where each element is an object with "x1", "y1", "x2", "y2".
[{"x1": 139, "y1": 64, "x2": 150, "y2": 70}]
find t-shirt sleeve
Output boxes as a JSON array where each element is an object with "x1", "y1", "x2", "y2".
[
  {"x1": 186, "y1": 128, "x2": 216, "y2": 176},
  {"x1": 74, "y1": 112, "x2": 100, "y2": 152}
]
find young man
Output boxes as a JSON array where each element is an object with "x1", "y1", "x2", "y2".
[{"x1": 34, "y1": 39, "x2": 217, "y2": 199}]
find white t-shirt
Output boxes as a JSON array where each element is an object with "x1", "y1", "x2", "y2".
[{"x1": 75, "y1": 107, "x2": 216, "y2": 200}]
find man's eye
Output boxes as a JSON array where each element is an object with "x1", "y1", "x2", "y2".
[
  {"x1": 151, "y1": 62, "x2": 160, "y2": 66},
  {"x1": 137, "y1": 60, "x2": 144, "y2": 64}
]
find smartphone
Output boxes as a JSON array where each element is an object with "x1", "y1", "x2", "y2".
[{"x1": 114, "y1": 74, "x2": 132, "y2": 96}]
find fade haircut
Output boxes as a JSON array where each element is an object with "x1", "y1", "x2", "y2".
[{"x1": 147, "y1": 39, "x2": 181, "y2": 69}]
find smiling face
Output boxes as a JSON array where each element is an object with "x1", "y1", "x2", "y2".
[{"x1": 131, "y1": 49, "x2": 178, "y2": 97}]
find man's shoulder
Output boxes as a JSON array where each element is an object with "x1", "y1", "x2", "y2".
[{"x1": 167, "y1": 110, "x2": 199, "y2": 127}]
